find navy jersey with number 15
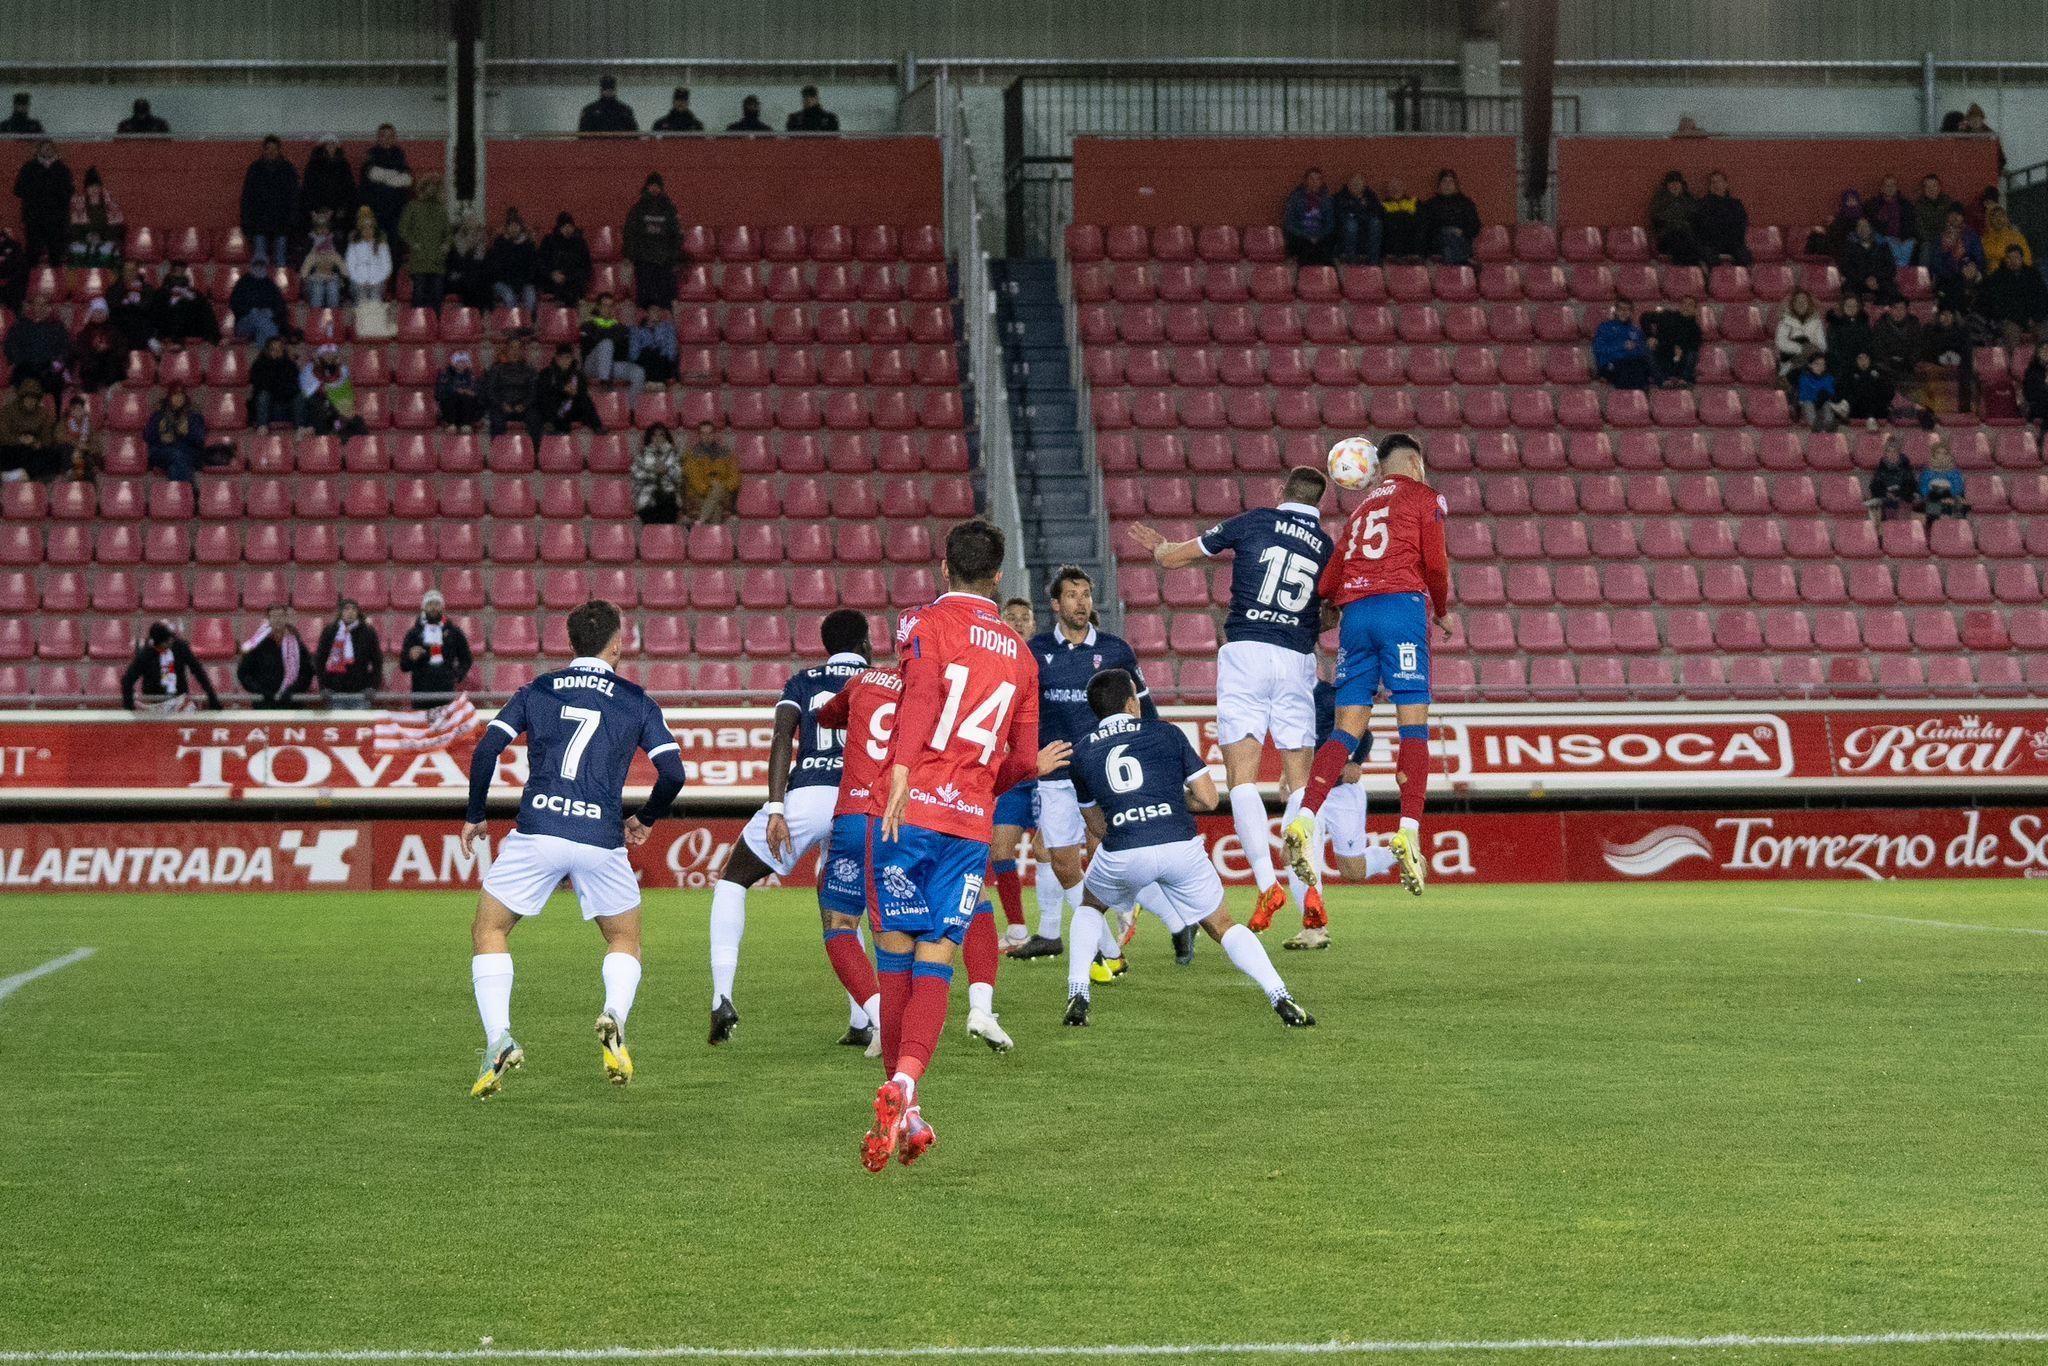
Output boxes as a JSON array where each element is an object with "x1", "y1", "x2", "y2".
[
  {"x1": 1068, "y1": 713, "x2": 1208, "y2": 853},
  {"x1": 490, "y1": 661, "x2": 679, "y2": 847},
  {"x1": 1197, "y1": 502, "x2": 1333, "y2": 654},
  {"x1": 780, "y1": 653, "x2": 866, "y2": 790}
]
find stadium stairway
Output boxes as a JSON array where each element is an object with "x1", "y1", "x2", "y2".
[{"x1": 995, "y1": 258, "x2": 1105, "y2": 607}]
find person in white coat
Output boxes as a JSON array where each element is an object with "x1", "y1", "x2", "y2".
[{"x1": 344, "y1": 204, "x2": 393, "y2": 303}]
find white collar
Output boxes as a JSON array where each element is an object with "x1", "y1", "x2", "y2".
[
  {"x1": 1277, "y1": 501, "x2": 1320, "y2": 518},
  {"x1": 1057, "y1": 624, "x2": 1099, "y2": 648},
  {"x1": 826, "y1": 651, "x2": 866, "y2": 666},
  {"x1": 936, "y1": 591, "x2": 995, "y2": 606},
  {"x1": 568, "y1": 656, "x2": 614, "y2": 674}
]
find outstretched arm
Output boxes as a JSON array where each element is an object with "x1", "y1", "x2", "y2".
[{"x1": 1130, "y1": 522, "x2": 1207, "y2": 569}]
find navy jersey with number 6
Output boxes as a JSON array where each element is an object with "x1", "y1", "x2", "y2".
[
  {"x1": 1197, "y1": 502, "x2": 1334, "y2": 654},
  {"x1": 1069, "y1": 713, "x2": 1208, "y2": 853},
  {"x1": 488, "y1": 660, "x2": 679, "y2": 847},
  {"x1": 780, "y1": 652, "x2": 866, "y2": 791}
]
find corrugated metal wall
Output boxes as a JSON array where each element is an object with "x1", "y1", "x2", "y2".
[
  {"x1": 0, "y1": 0, "x2": 442, "y2": 66},
  {"x1": 1553, "y1": 0, "x2": 2048, "y2": 66}
]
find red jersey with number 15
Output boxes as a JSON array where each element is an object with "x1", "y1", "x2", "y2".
[
  {"x1": 1319, "y1": 473, "x2": 1451, "y2": 615},
  {"x1": 815, "y1": 666, "x2": 902, "y2": 819},
  {"x1": 887, "y1": 592, "x2": 1041, "y2": 843}
]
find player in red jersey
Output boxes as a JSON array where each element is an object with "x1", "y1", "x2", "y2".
[
  {"x1": 860, "y1": 520, "x2": 1067, "y2": 1171},
  {"x1": 1282, "y1": 433, "x2": 1450, "y2": 898},
  {"x1": 813, "y1": 663, "x2": 903, "y2": 1059}
]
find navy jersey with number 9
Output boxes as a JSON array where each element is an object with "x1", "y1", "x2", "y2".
[
  {"x1": 1068, "y1": 713, "x2": 1209, "y2": 852},
  {"x1": 488, "y1": 662, "x2": 680, "y2": 848}
]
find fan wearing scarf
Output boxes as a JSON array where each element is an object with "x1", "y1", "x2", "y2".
[
  {"x1": 121, "y1": 621, "x2": 221, "y2": 713},
  {"x1": 399, "y1": 589, "x2": 473, "y2": 703},
  {"x1": 316, "y1": 600, "x2": 384, "y2": 707},
  {"x1": 236, "y1": 605, "x2": 312, "y2": 707}
]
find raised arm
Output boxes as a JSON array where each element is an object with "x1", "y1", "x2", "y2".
[{"x1": 1129, "y1": 522, "x2": 1208, "y2": 570}]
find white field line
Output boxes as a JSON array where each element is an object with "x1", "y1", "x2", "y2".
[
  {"x1": 6, "y1": 1332, "x2": 2048, "y2": 1361},
  {"x1": 0, "y1": 947, "x2": 94, "y2": 1003},
  {"x1": 1775, "y1": 905, "x2": 2048, "y2": 938}
]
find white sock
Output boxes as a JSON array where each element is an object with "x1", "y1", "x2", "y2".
[
  {"x1": 1097, "y1": 909, "x2": 1121, "y2": 960},
  {"x1": 1221, "y1": 923, "x2": 1288, "y2": 1004},
  {"x1": 471, "y1": 952, "x2": 513, "y2": 1044},
  {"x1": 1067, "y1": 905, "x2": 1105, "y2": 1000},
  {"x1": 861, "y1": 992, "x2": 881, "y2": 1031},
  {"x1": 1365, "y1": 846, "x2": 1396, "y2": 879},
  {"x1": 600, "y1": 952, "x2": 641, "y2": 1026},
  {"x1": 1230, "y1": 784, "x2": 1277, "y2": 891},
  {"x1": 1035, "y1": 861, "x2": 1066, "y2": 939},
  {"x1": 890, "y1": 1070, "x2": 916, "y2": 1103},
  {"x1": 847, "y1": 991, "x2": 867, "y2": 1028},
  {"x1": 968, "y1": 980, "x2": 994, "y2": 1014},
  {"x1": 709, "y1": 879, "x2": 746, "y2": 1005},
  {"x1": 1281, "y1": 789, "x2": 1310, "y2": 906},
  {"x1": 1400, "y1": 816, "x2": 1419, "y2": 835}
]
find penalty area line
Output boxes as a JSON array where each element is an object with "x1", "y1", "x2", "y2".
[
  {"x1": 1775, "y1": 905, "x2": 2048, "y2": 938},
  {"x1": 7, "y1": 1331, "x2": 2048, "y2": 1361},
  {"x1": 0, "y1": 947, "x2": 95, "y2": 1004}
]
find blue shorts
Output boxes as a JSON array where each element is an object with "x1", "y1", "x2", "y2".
[
  {"x1": 993, "y1": 779, "x2": 1037, "y2": 831},
  {"x1": 871, "y1": 824, "x2": 989, "y2": 945},
  {"x1": 1334, "y1": 592, "x2": 1431, "y2": 708},
  {"x1": 817, "y1": 812, "x2": 873, "y2": 918}
]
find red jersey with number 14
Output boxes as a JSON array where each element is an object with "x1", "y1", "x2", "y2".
[
  {"x1": 815, "y1": 666, "x2": 901, "y2": 818},
  {"x1": 1319, "y1": 473, "x2": 1450, "y2": 615},
  {"x1": 887, "y1": 592, "x2": 1041, "y2": 843}
]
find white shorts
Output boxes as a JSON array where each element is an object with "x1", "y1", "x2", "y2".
[
  {"x1": 1083, "y1": 836, "x2": 1224, "y2": 933},
  {"x1": 739, "y1": 783, "x2": 839, "y2": 876},
  {"x1": 482, "y1": 830, "x2": 642, "y2": 921},
  {"x1": 1322, "y1": 779, "x2": 1369, "y2": 858},
  {"x1": 1037, "y1": 778, "x2": 1089, "y2": 850},
  {"x1": 1216, "y1": 640, "x2": 1318, "y2": 750}
]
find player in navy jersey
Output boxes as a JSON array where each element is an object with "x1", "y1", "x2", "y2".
[
  {"x1": 1060, "y1": 669, "x2": 1314, "y2": 1029},
  {"x1": 1279, "y1": 678, "x2": 1397, "y2": 950},
  {"x1": 1132, "y1": 465, "x2": 1334, "y2": 936},
  {"x1": 1008, "y1": 566, "x2": 1155, "y2": 978},
  {"x1": 989, "y1": 597, "x2": 1040, "y2": 949},
  {"x1": 705, "y1": 609, "x2": 878, "y2": 1048},
  {"x1": 461, "y1": 600, "x2": 687, "y2": 1098}
]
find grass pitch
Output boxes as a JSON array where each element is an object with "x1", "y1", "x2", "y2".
[{"x1": 2, "y1": 879, "x2": 2047, "y2": 1364}]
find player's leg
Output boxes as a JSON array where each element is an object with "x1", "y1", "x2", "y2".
[
  {"x1": 592, "y1": 906, "x2": 642, "y2": 1084},
  {"x1": 1383, "y1": 595, "x2": 1434, "y2": 894},
  {"x1": 961, "y1": 898, "x2": 1013, "y2": 1052},
  {"x1": 706, "y1": 838, "x2": 772, "y2": 1043},
  {"x1": 819, "y1": 813, "x2": 883, "y2": 1054},
  {"x1": 1218, "y1": 642, "x2": 1290, "y2": 933},
  {"x1": 1284, "y1": 601, "x2": 1381, "y2": 888},
  {"x1": 1181, "y1": 844, "x2": 1314, "y2": 1027},
  {"x1": 990, "y1": 782, "x2": 1032, "y2": 947},
  {"x1": 1015, "y1": 780, "x2": 1087, "y2": 958},
  {"x1": 468, "y1": 889, "x2": 525, "y2": 1097}
]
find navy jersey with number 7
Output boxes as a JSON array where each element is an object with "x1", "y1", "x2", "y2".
[
  {"x1": 485, "y1": 660, "x2": 680, "y2": 848},
  {"x1": 1068, "y1": 713, "x2": 1209, "y2": 853}
]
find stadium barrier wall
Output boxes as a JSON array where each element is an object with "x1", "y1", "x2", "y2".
[
  {"x1": 1553, "y1": 135, "x2": 2004, "y2": 231},
  {"x1": 0, "y1": 701, "x2": 2044, "y2": 806},
  {"x1": 3, "y1": 807, "x2": 2044, "y2": 894},
  {"x1": 1068, "y1": 135, "x2": 1519, "y2": 230}
]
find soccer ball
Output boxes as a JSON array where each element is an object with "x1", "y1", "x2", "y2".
[{"x1": 1326, "y1": 436, "x2": 1380, "y2": 490}]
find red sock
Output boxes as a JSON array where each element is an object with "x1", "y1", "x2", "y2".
[
  {"x1": 1299, "y1": 735, "x2": 1358, "y2": 816},
  {"x1": 1397, "y1": 734, "x2": 1431, "y2": 828},
  {"x1": 876, "y1": 951, "x2": 912, "y2": 1076},
  {"x1": 894, "y1": 965, "x2": 953, "y2": 1082},
  {"x1": 962, "y1": 906, "x2": 999, "y2": 988},
  {"x1": 992, "y1": 863, "x2": 1024, "y2": 927},
  {"x1": 823, "y1": 929, "x2": 879, "y2": 1011}
]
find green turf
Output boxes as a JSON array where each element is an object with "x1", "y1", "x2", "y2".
[{"x1": 2, "y1": 879, "x2": 2047, "y2": 1364}]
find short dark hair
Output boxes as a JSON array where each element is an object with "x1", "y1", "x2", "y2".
[
  {"x1": 943, "y1": 519, "x2": 1005, "y2": 586},
  {"x1": 673, "y1": 86, "x2": 690, "y2": 101},
  {"x1": 566, "y1": 599, "x2": 623, "y2": 657},
  {"x1": 801, "y1": 84, "x2": 820, "y2": 98},
  {"x1": 1380, "y1": 431, "x2": 1422, "y2": 462},
  {"x1": 1002, "y1": 596, "x2": 1032, "y2": 611},
  {"x1": 1086, "y1": 668, "x2": 1138, "y2": 719},
  {"x1": 262, "y1": 134, "x2": 281, "y2": 148},
  {"x1": 1046, "y1": 564, "x2": 1092, "y2": 602},
  {"x1": 1282, "y1": 465, "x2": 1328, "y2": 506},
  {"x1": 820, "y1": 607, "x2": 869, "y2": 658}
]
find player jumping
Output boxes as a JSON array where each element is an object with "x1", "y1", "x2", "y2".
[
  {"x1": 1131, "y1": 464, "x2": 1334, "y2": 935},
  {"x1": 1061, "y1": 668, "x2": 1314, "y2": 1029},
  {"x1": 1282, "y1": 433, "x2": 1449, "y2": 898},
  {"x1": 461, "y1": 600, "x2": 688, "y2": 1098},
  {"x1": 1280, "y1": 677, "x2": 1397, "y2": 950}
]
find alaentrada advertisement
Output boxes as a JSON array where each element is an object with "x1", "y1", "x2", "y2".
[
  {"x1": 0, "y1": 808, "x2": 2044, "y2": 893},
  {"x1": 0, "y1": 701, "x2": 2044, "y2": 806}
]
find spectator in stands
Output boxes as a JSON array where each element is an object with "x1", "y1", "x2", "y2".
[
  {"x1": 1378, "y1": 176, "x2": 1421, "y2": 259},
  {"x1": 1913, "y1": 175, "x2": 1963, "y2": 266},
  {"x1": 153, "y1": 259, "x2": 217, "y2": 343},
  {"x1": 123, "y1": 622, "x2": 221, "y2": 713},
  {"x1": 344, "y1": 205, "x2": 393, "y2": 302},
  {"x1": 1919, "y1": 436, "x2": 1969, "y2": 529},
  {"x1": 538, "y1": 211, "x2": 592, "y2": 306},
  {"x1": 1, "y1": 93, "x2": 42, "y2": 136},
  {"x1": 1866, "y1": 174, "x2": 1915, "y2": 267},
  {"x1": 1692, "y1": 170, "x2": 1751, "y2": 265},
  {"x1": 488, "y1": 208, "x2": 540, "y2": 312},
  {"x1": 1330, "y1": 172, "x2": 1381, "y2": 265},
  {"x1": 579, "y1": 293, "x2": 645, "y2": 403},
  {"x1": 623, "y1": 171, "x2": 683, "y2": 308},
  {"x1": 3, "y1": 293, "x2": 68, "y2": 397},
  {"x1": 1841, "y1": 350, "x2": 1894, "y2": 424},
  {"x1": 229, "y1": 257, "x2": 290, "y2": 346},
  {"x1": 1924, "y1": 304, "x2": 1970, "y2": 368},
  {"x1": 236, "y1": 606, "x2": 311, "y2": 707},
  {"x1": 0, "y1": 225, "x2": 23, "y2": 311},
  {"x1": 630, "y1": 302, "x2": 678, "y2": 383},
  {"x1": 726, "y1": 96, "x2": 771, "y2": 133},
  {"x1": 13, "y1": 139, "x2": 73, "y2": 269},
  {"x1": 1592, "y1": 301, "x2": 1651, "y2": 390},
  {"x1": 117, "y1": 99, "x2": 168, "y2": 135},
  {"x1": 239, "y1": 136, "x2": 299, "y2": 268},
  {"x1": 299, "y1": 207, "x2": 345, "y2": 310},
  {"x1": 1981, "y1": 204, "x2": 2032, "y2": 267},
  {"x1": 1866, "y1": 439, "x2": 1919, "y2": 521},
  {"x1": 1936, "y1": 256, "x2": 1984, "y2": 323},
  {"x1": 1796, "y1": 353, "x2": 1848, "y2": 433},
  {"x1": 399, "y1": 590, "x2": 472, "y2": 701},
  {"x1": 653, "y1": 87, "x2": 704, "y2": 133},
  {"x1": 249, "y1": 333, "x2": 303, "y2": 429},
  {"x1": 484, "y1": 338, "x2": 541, "y2": 437},
  {"x1": 1774, "y1": 289, "x2": 1826, "y2": 379},
  {"x1": 67, "y1": 297, "x2": 125, "y2": 394},
  {"x1": 786, "y1": 85, "x2": 840, "y2": 133},
  {"x1": 1872, "y1": 297, "x2": 1922, "y2": 378},
  {"x1": 0, "y1": 379, "x2": 64, "y2": 479},
  {"x1": 298, "y1": 344, "x2": 363, "y2": 437},
  {"x1": 61, "y1": 393, "x2": 100, "y2": 479},
  {"x1": 397, "y1": 173, "x2": 451, "y2": 310},
  {"x1": 1646, "y1": 170, "x2": 1703, "y2": 266},
  {"x1": 2021, "y1": 350, "x2": 2048, "y2": 448},
  {"x1": 144, "y1": 384, "x2": 206, "y2": 484},
  {"x1": 109, "y1": 261, "x2": 155, "y2": 352},
  {"x1": 537, "y1": 343, "x2": 602, "y2": 433},
  {"x1": 68, "y1": 166, "x2": 122, "y2": 245},
  {"x1": 1981, "y1": 244, "x2": 2048, "y2": 342},
  {"x1": 1838, "y1": 215, "x2": 1897, "y2": 303},
  {"x1": 578, "y1": 74, "x2": 639, "y2": 134},
  {"x1": 315, "y1": 600, "x2": 382, "y2": 707},
  {"x1": 445, "y1": 213, "x2": 492, "y2": 310},
  {"x1": 1419, "y1": 168, "x2": 1481, "y2": 266},
  {"x1": 682, "y1": 418, "x2": 738, "y2": 524},
  {"x1": 1644, "y1": 295, "x2": 1702, "y2": 387},
  {"x1": 360, "y1": 125, "x2": 415, "y2": 244},
  {"x1": 1824, "y1": 292, "x2": 1874, "y2": 373},
  {"x1": 1821, "y1": 189, "x2": 1865, "y2": 260},
  {"x1": 435, "y1": 349, "x2": 484, "y2": 431},
  {"x1": 1281, "y1": 168, "x2": 1334, "y2": 266},
  {"x1": 65, "y1": 227, "x2": 119, "y2": 276},
  {"x1": 300, "y1": 134, "x2": 356, "y2": 227},
  {"x1": 632, "y1": 423, "x2": 684, "y2": 524}
]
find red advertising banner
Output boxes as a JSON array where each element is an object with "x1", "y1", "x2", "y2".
[{"x1": 0, "y1": 702, "x2": 2042, "y2": 808}]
